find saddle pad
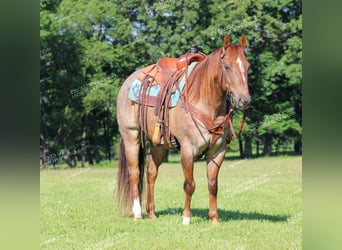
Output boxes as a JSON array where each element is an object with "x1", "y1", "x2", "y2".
[{"x1": 128, "y1": 62, "x2": 198, "y2": 107}]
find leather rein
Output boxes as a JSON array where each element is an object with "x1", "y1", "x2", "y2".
[{"x1": 184, "y1": 49, "x2": 246, "y2": 145}]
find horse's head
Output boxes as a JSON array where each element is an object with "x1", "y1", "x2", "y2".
[{"x1": 220, "y1": 34, "x2": 251, "y2": 110}]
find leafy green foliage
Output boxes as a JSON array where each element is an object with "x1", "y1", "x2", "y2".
[{"x1": 40, "y1": 0, "x2": 302, "y2": 165}]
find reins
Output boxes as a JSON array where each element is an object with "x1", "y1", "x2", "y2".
[
  {"x1": 186, "y1": 103, "x2": 246, "y2": 145},
  {"x1": 228, "y1": 109, "x2": 246, "y2": 138}
]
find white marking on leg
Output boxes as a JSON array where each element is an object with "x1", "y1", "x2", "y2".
[
  {"x1": 132, "y1": 198, "x2": 142, "y2": 220},
  {"x1": 237, "y1": 56, "x2": 246, "y2": 83},
  {"x1": 182, "y1": 216, "x2": 191, "y2": 225}
]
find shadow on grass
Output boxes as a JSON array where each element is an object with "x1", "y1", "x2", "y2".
[
  {"x1": 156, "y1": 207, "x2": 288, "y2": 222},
  {"x1": 163, "y1": 152, "x2": 301, "y2": 164}
]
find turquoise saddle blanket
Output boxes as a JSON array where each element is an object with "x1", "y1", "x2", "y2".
[{"x1": 128, "y1": 62, "x2": 198, "y2": 107}]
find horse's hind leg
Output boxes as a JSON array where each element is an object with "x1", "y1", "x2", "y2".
[
  {"x1": 146, "y1": 145, "x2": 167, "y2": 219},
  {"x1": 123, "y1": 132, "x2": 143, "y2": 220}
]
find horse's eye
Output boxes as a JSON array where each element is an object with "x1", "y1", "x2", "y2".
[{"x1": 224, "y1": 64, "x2": 231, "y2": 71}]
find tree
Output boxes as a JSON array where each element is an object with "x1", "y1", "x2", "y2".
[
  {"x1": 232, "y1": 0, "x2": 302, "y2": 157},
  {"x1": 40, "y1": 0, "x2": 302, "y2": 165}
]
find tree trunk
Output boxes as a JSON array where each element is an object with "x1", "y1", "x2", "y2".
[
  {"x1": 95, "y1": 145, "x2": 100, "y2": 164},
  {"x1": 64, "y1": 136, "x2": 74, "y2": 168},
  {"x1": 81, "y1": 122, "x2": 86, "y2": 167},
  {"x1": 262, "y1": 133, "x2": 273, "y2": 156},
  {"x1": 94, "y1": 120, "x2": 100, "y2": 164},
  {"x1": 72, "y1": 154, "x2": 77, "y2": 167},
  {"x1": 87, "y1": 148, "x2": 94, "y2": 165},
  {"x1": 104, "y1": 114, "x2": 110, "y2": 161},
  {"x1": 40, "y1": 94, "x2": 48, "y2": 168},
  {"x1": 275, "y1": 137, "x2": 282, "y2": 155},
  {"x1": 239, "y1": 138, "x2": 244, "y2": 159},
  {"x1": 294, "y1": 137, "x2": 302, "y2": 155},
  {"x1": 256, "y1": 139, "x2": 260, "y2": 157},
  {"x1": 40, "y1": 135, "x2": 47, "y2": 168},
  {"x1": 244, "y1": 136, "x2": 252, "y2": 158}
]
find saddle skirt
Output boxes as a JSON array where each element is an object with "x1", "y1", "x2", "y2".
[{"x1": 129, "y1": 61, "x2": 199, "y2": 107}]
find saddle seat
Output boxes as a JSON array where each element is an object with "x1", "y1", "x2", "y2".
[
  {"x1": 157, "y1": 57, "x2": 178, "y2": 71},
  {"x1": 137, "y1": 52, "x2": 207, "y2": 88}
]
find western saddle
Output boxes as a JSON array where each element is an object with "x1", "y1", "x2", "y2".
[{"x1": 136, "y1": 45, "x2": 206, "y2": 148}]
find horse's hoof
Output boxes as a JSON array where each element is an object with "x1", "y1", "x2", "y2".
[
  {"x1": 182, "y1": 216, "x2": 190, "y2": 225},
  {"x1": 211, "y1": 219, "x2": 220, "y2": 225},
  {"x1": 134, "y1": 215, "x2": 142, "y2": 221},
  {"x1": 149, "y1": 214, "x2": 157, "y2": 219}
]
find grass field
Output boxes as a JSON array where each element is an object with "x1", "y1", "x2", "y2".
[{"x1": 40, "y1": 156, "x2": 302, "y2": 249}]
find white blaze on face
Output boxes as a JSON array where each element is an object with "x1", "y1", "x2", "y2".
[{"x1": 236, "y1": 56, "x2": 246, "y2": 83}]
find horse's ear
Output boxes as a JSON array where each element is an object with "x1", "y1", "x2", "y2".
[
  {"x1": 239, "y1": 34, "x2": 247, "y2": 49},
  {"x1": 223, "y1": 35, "x2": 230, "y2": 49}
]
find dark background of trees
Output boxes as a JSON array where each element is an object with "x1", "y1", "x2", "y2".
[{"x1": 40, "y1": 0, "x2": 302, "y2": 167}]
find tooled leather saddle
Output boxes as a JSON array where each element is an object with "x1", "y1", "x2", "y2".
[{"x1": 134, "y1": 46, "x2": 206, "y2": 148}]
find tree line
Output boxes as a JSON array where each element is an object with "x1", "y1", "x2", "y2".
[{"x1": 40, "y1": 0, "x2": 302, "y2": 167}]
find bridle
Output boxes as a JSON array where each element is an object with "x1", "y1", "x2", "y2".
[
  {"x1": 184, "y1": 47, "x2": 247, "y2": 145},
  {"x1": 220, "y1": 47, "x2": 246, "y2": 140}
]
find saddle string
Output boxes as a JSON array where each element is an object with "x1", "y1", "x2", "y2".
[{"x1": 151, "y1": 57, "x2": 191, "y2": 147}]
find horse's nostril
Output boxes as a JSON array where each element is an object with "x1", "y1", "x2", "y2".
[{"x1": 237, "y1": 96, "x2": 251, "y2": 109}]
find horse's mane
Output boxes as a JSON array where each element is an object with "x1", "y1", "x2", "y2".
[{"x1": 186, "y1": 48, "x2": 224, "y2": 105}]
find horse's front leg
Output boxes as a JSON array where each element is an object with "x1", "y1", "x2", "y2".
[
  {"x1": 146, "y1": 145, "x2": 167, "y2": 219},
  {"x1": 206, "y1": 146, "x2": 226, "y2": 225},
  {"x1": 180, "y1": 148, "x2": 195, "y2": 225}
]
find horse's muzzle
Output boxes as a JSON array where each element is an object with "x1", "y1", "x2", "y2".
[{"x1": 230, "y1": 93, "x2": 251, "y2": 110}]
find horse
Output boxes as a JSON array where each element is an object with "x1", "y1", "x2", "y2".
[{"x1": 116, "y1": 34, "x2": 251, "y2": 225}]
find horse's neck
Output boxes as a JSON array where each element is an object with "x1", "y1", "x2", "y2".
[
  {"x1": 192, "y1": 93, "x2": 227, "y2": 119},
  {"x1": 188, "y1": 58, "x2": 227, "y2": 119}
]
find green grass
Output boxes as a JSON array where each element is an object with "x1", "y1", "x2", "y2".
[{"x1": 40, "y1": 156, "x2": 302, "y2": 249}]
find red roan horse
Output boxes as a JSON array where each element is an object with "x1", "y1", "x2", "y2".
[{"x1": 116, "y1": 34, "x2": 251, "y2": 225}]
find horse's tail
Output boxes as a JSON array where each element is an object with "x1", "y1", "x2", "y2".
[{"x1": 116, "y1": 137, "x2": 146, "y2": 216}]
